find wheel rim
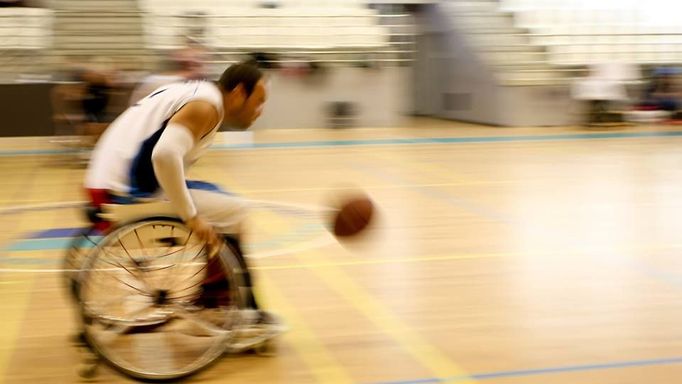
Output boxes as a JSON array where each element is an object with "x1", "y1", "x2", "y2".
[{"x1": 78, "y1": 219, "x2": 241, "y2": 380}]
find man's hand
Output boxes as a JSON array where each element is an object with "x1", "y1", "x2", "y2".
[{"x1": 185, "y1": 215, "x2": 221, "y2": 255}]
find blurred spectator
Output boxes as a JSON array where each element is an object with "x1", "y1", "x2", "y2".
[
  {"x1": 81, "y1": 68, "x2": 113, "y2": 125},
  {"x1": 79, "y1": 59, "x2": 119, "y2": 145},
  {"x1": 50, "y1": 57, "x2": 120, "y2": 164},
  {"x1": 249, "y1": 52, "x2": 279, "y2": 69},
  {"x1": 129, "y1": 54, "x2": 202, "y2": 106},
  {"x1": 572, "y1": 63, "x2": 638, "y2": 126},
  {"x1": 51, "y1": 80, "x2": 84, "y2": 137},
  {"x1": 259, "y1": 0, "x2": 280, "y2": 9},
  {"x1": 641, "y1": 71, "x2": 680, "y2": 112},
  {"x1": 128, "y1": 43, "x2": 211, "y2": 106},
  {"x1": 174, "y1": 37, "x2": 209, "y2": 79},
  {"x1": 0, "y1": 0, "x2": 25, "y2": 7},
  {"x1": 51, "y1": 56, "x2": 88, "y2": 137}
]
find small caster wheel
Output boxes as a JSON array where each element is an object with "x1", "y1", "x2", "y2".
[{"x1": 77, "y1": 362, "x2": 98, "y2": 379}]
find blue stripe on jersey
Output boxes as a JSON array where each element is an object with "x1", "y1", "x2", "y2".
[
  {"x1": 128, "y1": 119, "x2": 170, "y2": 197},
  {"x1": 148, "y1": 88, "x2": 169, "y2": 99}
]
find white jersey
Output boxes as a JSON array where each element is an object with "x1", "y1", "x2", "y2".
[
  {"x1": 128, "y1": 74, "x2": 186, "y2": 107},
  {"x1": 85, "y1": 80, "x2": 224, "y2": 195}
]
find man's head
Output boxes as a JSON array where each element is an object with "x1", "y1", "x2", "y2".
[{"x1": 219, "y1": 62, "x2": 266, "y2": 129}]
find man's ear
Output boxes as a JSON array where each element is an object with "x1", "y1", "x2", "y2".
[{"x1": 231, "y1": 83, "x2": 245, "y2": 99}]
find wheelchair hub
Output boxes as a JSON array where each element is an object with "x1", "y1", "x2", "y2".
[{"x1": 153, "y1": 289, "x2": 169, "y2": 305}]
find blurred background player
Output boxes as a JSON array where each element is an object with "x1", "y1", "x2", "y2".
[
  {"x1": 51, "y1": 57, "x2": 121, "y2": 164},
  {"x1": 129, "y1": 44, "x2": 209, "y2": 107}
]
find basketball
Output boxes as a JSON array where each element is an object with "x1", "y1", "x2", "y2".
[{"x1": 332, "y1": 195, "x2": 375, "y2": 238}]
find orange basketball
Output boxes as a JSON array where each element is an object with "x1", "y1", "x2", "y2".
[{"x1": 332, "y1": 195, "x2": 375, "y2": 238}]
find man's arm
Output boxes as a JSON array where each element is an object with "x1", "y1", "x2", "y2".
[{"x1": 151, "y1": 100, "x2": 221, "y2": 246}]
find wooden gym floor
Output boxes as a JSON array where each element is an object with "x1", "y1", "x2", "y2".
[{"x1": 2, "y1": 118, "x2": 682, "y2": 383}]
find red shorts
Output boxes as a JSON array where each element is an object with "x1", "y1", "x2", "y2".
[{"x1": 85, "y1": 188, "x2": 113, "y2": 231}]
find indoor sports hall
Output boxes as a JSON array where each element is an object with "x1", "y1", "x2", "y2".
[{"x1": 2, "y1": 1, "x2": 682, "y2": 383}]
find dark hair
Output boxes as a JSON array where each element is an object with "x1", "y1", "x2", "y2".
[{"x1": 218, "y1": 61, "x2": 263, "y2": 96}]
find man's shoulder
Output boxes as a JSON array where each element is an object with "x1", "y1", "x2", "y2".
[
  {"x1": 191, "y1": 81, "x2": 224, "y2": 110},
  {"x1": 196, "y1": 80, "x2": 222, "y2": 97}
]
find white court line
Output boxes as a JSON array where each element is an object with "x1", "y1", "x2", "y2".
[
  {"x1": 0, "y1": 268, "x2": 75, "y2": 273},
  {"x1": 247, "y1": 233, "x2": 336, "y2": 260},
  {"x1": 246, "y1": 198, "x2": 337, "y2": 213},
  {"x1": 0, "y1": 198, "x2": 335, "y2": 215},
  {"x1": 0, "y1": 200, "x2": 87, "y2": 214}
]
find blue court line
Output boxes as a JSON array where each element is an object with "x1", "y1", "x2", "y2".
[
  {"x1": 27, "y1": 227, "x2": 86, "y2": 239},
  {"x1": 5, "y1": 237, "x2": 102, "y2": 251},
  {"x1": 210, "y1": 130, "x2": 682, "y2": 150},
  {"x1": 4, "y1": 130, "x2": 682, "y2": 156},
  {"x1": 368, "y1": 356, "x2": 682, "y2": 384}
]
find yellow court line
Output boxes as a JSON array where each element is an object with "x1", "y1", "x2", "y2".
[
  {"x1": 252, "y1": 241, "x2": 682, "y2": 272},
  {"x1": 253, "y1": 250, "x2": 522, "y2": 271},
  {"x1": 0, "y1": 181, "x2": 44, "y2": 382},
  {"x1": 296, "y1": 250, "x2": 477, "y2": 384},
  {"x1": 0, "y1": 178, "x2": 75, "y2": 382},
  {"x1": 252, "y1": 209, "x2": 295, "y2": 237},
  {"x1": 0, "y1": 200, "x2": 52, "y2": 205},
  {"x1": 371, "y1": 152, "x2": 479, "y2": 186},
  {"x1": 239, "y1": 181, "x2": 520, "y2": 194},
  {"x1": 3, "y1": 243, "x2": 679, "y2": 274},
  {"x1": 259, "y1": 273, "x2": 355, "y2": 384},
  {"x1": 0, "y1": 276, "x2": 35, "y2": 384}
]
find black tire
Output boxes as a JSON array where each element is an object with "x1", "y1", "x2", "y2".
[
  {"x1": 62, "y1": 225, "x2": 102, "y2": 302},
  {"x1": 77, "y1": 217, "x2": 245, "y2": 381}
]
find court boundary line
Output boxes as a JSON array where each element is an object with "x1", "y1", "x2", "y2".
[
  {"x1": 2, "y1": 129, "x2": 682, "y2": 156},
  {"x1": 297, "y1": 249, "x2": 477, "y2": 383},
  {"x1": 0, "y1": 250, "x2": 519, "y2": 273},
  {"x1": 0, "y1": 198, "x2": 334, "y2": 215},
  {"x1": 368, "y1": 356, "x2": 682, "y2": 383}
]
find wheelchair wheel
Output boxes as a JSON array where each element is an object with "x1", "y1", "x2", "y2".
[
  {"x1": 77, "y1": 217, "x2": 244, "y2": 381},
  {"x1": 62, "y1": 226, "x2": 102, "y2": 302}
]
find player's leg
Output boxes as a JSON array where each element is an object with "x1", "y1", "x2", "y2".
[
  {"x1": 188, "y1": 185, "x2": 258, "y2": 309},
  {"x1": 189, "y1": 183, "x2": 285, "y2": 340}
]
